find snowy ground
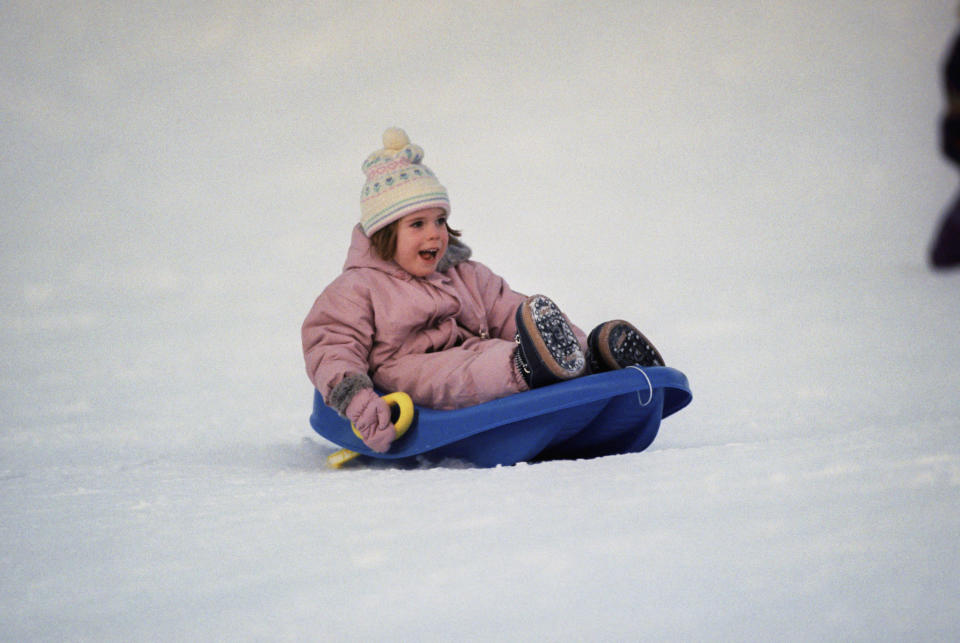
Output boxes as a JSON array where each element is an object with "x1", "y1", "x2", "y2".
[{"x1": 3, "y1": 2, "x2": 960, "y2": 640}]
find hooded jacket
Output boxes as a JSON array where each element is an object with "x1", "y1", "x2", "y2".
[{"x1": 303, "y1": 225, "x2": 572, "y2": 410}]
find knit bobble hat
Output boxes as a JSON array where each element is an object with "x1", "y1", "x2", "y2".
[{"x1": 359, "y1": 127, "x2": 450, "y2": 236}]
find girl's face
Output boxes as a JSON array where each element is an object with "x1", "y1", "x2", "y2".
[{"x1": 394, "y1": 208, "x2": 449, "y2": 277}]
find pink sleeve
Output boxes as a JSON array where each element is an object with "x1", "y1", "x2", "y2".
[{"x1": 301, "y1": 277, "x2": 375, "y2": 400}]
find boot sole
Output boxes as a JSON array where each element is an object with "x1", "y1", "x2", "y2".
[
  {"x1": 517, "y1": 295, "x2": 585, "y2": 381},
  {"x1": 595, "y1": 320, "x2": 665, "y2": 369}
]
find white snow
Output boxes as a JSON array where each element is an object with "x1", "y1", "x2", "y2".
[{"x1": 3, "y1": 1, "x2": 960, "y2": 640}]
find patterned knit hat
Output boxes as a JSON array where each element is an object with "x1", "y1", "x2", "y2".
[{"x1": 359, "y1": 127, "x2": 450, "y2": 236}]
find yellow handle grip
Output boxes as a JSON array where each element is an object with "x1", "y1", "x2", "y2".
[{"x1": 331, "y1": 391, "x2": 415, "y2": 469}]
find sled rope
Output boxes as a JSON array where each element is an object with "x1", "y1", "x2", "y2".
[{"x1": 627, "y1": 366, "x2": 653, "y2": 407}]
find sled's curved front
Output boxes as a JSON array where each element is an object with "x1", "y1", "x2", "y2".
[{"x1": 310, "y1": 366, "x2": 692, "y2": 467}]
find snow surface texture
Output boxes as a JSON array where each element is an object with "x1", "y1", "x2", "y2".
[{"x1": 2, "y1": 1, "x2": 960, "y2": 640}]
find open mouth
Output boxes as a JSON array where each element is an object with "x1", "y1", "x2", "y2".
[{"x1": 419, "y1": 249, "x2": 439, "y2": 261}]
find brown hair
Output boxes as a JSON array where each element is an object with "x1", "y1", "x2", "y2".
[{"x1": 369, "y1": 221, "x2": 462, "y2": 261}]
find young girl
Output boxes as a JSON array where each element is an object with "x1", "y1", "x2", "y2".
[{"x1": 302, "y1": 128, "x2": 663, "y2": 453}]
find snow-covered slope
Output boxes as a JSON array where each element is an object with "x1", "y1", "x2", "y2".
[{"x1": 2, "y1": 2, "x2": 959, "y2": 639}]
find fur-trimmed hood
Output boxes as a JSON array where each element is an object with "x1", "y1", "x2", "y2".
[{"x1": 438, "y1": 235, "x2": 471, "y2": 272}]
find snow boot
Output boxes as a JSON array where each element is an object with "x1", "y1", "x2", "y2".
[
  {"x1": 587, "y1": 320, "x2": 664, "y2": 372},
  {"x1": 514, "y1": 295, "x2": 586, "y2": 388}
]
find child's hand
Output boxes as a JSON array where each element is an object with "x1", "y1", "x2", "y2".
[{"x1": 345, "y1": 388, "x2": 395, "y2": 453}]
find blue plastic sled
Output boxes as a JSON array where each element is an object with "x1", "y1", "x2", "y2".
[{"x1": 310, "y1": 366, "x2": 692, "y2": 467}]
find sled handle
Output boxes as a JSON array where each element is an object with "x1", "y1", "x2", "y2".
[
  {"x1": 328, "y1": 392, "x2": 414, "y2": 468},
  {"x1": 350, "y1": 391, "x2": 414, "y2": 440}
]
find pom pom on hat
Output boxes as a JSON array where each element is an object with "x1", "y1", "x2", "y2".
[
  {"x1": 382, "y1": 127, "x2": 409, "y2": 150},
  {"x1": 359, "y1": 127, "x2": 450, "y2": 236}
]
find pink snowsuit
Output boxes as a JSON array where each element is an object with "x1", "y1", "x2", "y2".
[{"x1": 303, "y1": 226, "x2": 585, "y2": 410}]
